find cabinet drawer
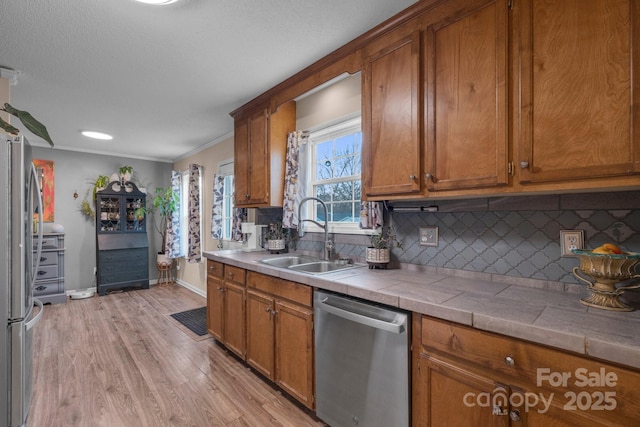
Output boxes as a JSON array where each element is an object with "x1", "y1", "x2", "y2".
[
  {"x1": 100, "y1": 259, "x2": 147, "y2": 275},
  {"x1": 100, "y1": 270, "x2": 148, "y2": 285},
  {"x1": 33, "y1": 280, "x2": 62, "y2": 296},
  {"x1": 99, "y1": 248, "x2": 147, "y2": 264},
  {"x1": 224, "y1": 265, "x2": 245, "y2": 285},
  {"x1": 36, "y1": 237, "x2": 59, "y2": 249},
  {"x1": 34, "y1": 264, "x2": 58, "y2": 280},
  {"x1": 419, "y1": 316, "x2": 640, "y2": 413},
  {"x1": 246, "y1": 271, "x2": 312, "y2": 307},
  {"x1": 207, "y1": 260, "x2": 224, "y2": 279},
  {"x1": 33, "y1": 252, "x2": 58, "y2": 267}
]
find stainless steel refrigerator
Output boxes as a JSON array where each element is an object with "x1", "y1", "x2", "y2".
[{"x1": 1, "y1": 134, "x2": 44, "y2": 427}]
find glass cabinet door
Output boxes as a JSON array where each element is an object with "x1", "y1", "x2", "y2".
[
  {"x1": 125, "y1": 197, "x2": 145, "y2": 232},
  {"x1": 98, "y1": 196, "x2": 121, "y2": 232}
]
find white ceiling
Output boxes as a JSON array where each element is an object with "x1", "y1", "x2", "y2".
[{"x1": 1, "y1": 0, "x2": 417, "y2": 162}]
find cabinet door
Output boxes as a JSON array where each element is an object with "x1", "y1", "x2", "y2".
[
  {"x1": 362, "y1": 31, "x2": 422, "y2": 197},
  {"x1": 518, "y1": 0, "x2": 640, "y2": 183},
  {"x1": 234, "y1": 110, "x2": 270, "y2": 207},
  {"x1": 415, "y1": 354, "x2": 508, "y2": 427},
  {"x1": 274, "y1": 300, "x2": 314, "y2": 409},
  {"x1": 206, "y1": 277, "x2": 224, "y2": 341},
  {"x1": 246, "y1": 290, "x2": 275, "y2": 380},
  {"x1": 424, "y1": 0, "x2": 508, "y2": 191},
  {"x1": 223, "y1": 282, "x2": 246, "y2": 359},
  {"x1": 234, "y1": 118, "x2": 251, "y2": 206},
  {"x1": 247, "y1": 109, "x2": 269, "y2": 205}
]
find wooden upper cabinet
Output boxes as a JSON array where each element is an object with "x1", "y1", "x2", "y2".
[
  {"x1": 233, "y1": 101, "x2": 295, "y2": 207},
  {"x1": 362, "y1": 31, "x2": 422, "y2": 198},
  {"x1": 424, "y1": 0, "x2": 509, "y2": 192},
  {"x1": 518, "y1": 0, "x2": 640, "y2": 183}
]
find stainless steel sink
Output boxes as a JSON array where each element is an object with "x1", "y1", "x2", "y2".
[
  {"x1": 288, "y1": 260, "x2": 362, "y2": 275},
  {"x1": 260, "y1": 256, "x2": 363, "y2": 275},
  {"x1": 260, "y1": 255, "x2": 320, "y2": 268}
]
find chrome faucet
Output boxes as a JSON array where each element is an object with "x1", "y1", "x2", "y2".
[{"x1": 298, "y1": 197, "x2": 332, "y2": 260}]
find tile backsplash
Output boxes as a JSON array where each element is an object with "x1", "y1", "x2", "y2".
[{"x1": 257, "y1": 191, "x2": 640, "y2": 286}]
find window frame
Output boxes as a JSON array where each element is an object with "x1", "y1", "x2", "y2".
[
  {"x1": 304, "y1": 115, "x2": 371, "y2": 235},
  {"x1": 217, "y1": 160, "x2": 236, "y2": 242}
]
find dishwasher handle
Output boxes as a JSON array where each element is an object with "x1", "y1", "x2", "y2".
[{"x1": 317, "y1": 297, "x2": 406, "y2": 334}]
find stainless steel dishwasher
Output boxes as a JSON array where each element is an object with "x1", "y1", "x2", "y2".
[{"x1": 314, "y1": 290, "x2": 409, "y2": 427}]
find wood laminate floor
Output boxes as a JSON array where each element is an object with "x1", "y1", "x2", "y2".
[{"x1": 29, "y1": 284, "x2": 325, "y2": 427}]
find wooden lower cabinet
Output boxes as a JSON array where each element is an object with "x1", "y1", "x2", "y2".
[
  {"x1": 206, "y1": 260, "x2": 246, "y2": 360},
  {"x1": 246, "y1": 272, "x2": 314, "y2": 409},
  {"x1": 413, "y1": 314, "x2": 640, "y2": 426}
]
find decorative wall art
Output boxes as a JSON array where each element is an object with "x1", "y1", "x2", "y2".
[{"x1": 33, "y1": 159, "x2": 54, "y2": 222}]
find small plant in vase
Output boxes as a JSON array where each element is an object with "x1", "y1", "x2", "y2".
[
  {"x1": 119, "y1": 165, "x2": 133, "y2": 183},
  {"x1": 366, "y1": 226, "x2": 402, "y2": 269},
  {"x1": 265, "y1": 221, "x2": 286, "y2": 253}
]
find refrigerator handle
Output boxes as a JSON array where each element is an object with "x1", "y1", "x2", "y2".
[
  {"x1": 26, "y1": 298, "x2": 44, "y2": 330},
  {"x1": 31, "y1": 163, "x2": 44, "y2": 276}
]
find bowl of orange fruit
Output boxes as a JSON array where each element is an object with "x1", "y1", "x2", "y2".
[{"x1": 571, "y1": 244, "x2": 640, "y2": 311}]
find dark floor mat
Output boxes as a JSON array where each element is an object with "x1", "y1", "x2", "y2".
[{"x1": 169, "y1": 307, "x2": 207, "y2": 336}]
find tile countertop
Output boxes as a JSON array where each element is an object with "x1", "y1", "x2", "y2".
[{"x1": 203, "y1": 250, "x2": 640, "y2": 371}]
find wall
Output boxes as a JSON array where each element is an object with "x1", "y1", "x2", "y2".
[
  {"x1": 0, "y1": 76, "x2": 9, "y2": 122},
  {"x1": 292, "y1": 192, "x2": 640, "y2": 291},
  {"x1": 296, "y1": 73, "x2": 361, "y2": 130},
  {"x1": 31, "y1": 147, "x2": 172, "y2": 291},
  {"x1": 172, "y1": 135, "x2": 235, "y2": 294}
]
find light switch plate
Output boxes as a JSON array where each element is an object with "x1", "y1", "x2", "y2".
[
  {"x1": 560, "y1": 230, "x2": 584, "y2": 257},
  {"x1": 420, "y1": 226, "x2": 438, "y2": 246}
]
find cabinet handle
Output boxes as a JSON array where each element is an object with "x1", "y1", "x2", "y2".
[
  {"x1": 519, "y1": 161, "x2": 529, "y2": 169},
  {"x1": 35, "y1": 285, "x2": 46, "y2": 291},
  {"x1": 504, "y1": 356, "x2": 515, "y2": 367},
  {"x1": 409, "y1": 175, "x2": 416, "y2": 180},
  {"x1": 209, "y1": 266, "x2": 216, "y2": 271},
  {"x1": 425, "y1": 172, "x2": 438, "y2": 183},
  {"x1": 245, "y1": 194, "x2": 250, "y2": 199},
  {"x1": 228, "y1": 272, "x2": 234, "y2": 279},
  {"x1": 216, "y1": 286, "x2": 224, "y2": 293},
  {"x1": 509, "y1": 409, "x2": 521, "y2": 422}
]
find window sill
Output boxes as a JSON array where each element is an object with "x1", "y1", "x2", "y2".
[{"x1": 301, "y1": 222, "x2": 376, "y2": 236}]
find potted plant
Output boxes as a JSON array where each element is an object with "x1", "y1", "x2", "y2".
[
  {"x1": 366, "y1": 226, "x2": 402, "y2": 267},
  {"x1": 0, "y1": 103, "x2": 54, "y2": 146},
  {"x1": 119, "y1": 165, "x2": 133, "y2": 183},
  {"x1": 152, "y1": 186, "x2": 178, "y2": 263},
  {"x1": 265, "y1": 221, "x2": 286, "y2": 252},
  {"x1": 134, "y1": 207, "x2": 146, "y2": 221},
  {"x1": 93, "y1": 175, "x2": 110, "y2": 199}
]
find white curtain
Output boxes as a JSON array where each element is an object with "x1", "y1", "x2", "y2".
[{"x1": 282, "y1": 130, "x2": 309, "y2": 229}]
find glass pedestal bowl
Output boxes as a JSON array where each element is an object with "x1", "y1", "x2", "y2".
[{"x1": 572, "y1": 249, "x2": 640, "y2": 312}]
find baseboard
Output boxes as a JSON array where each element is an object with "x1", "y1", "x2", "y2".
[
  {"x1": 173, "y1": 278, "x2": 206, "y2": 298},
  {"x1": 66, "y1": 279, "x2": 206, "y2": 299}
]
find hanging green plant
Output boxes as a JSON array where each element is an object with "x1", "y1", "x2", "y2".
[{"x1": 0, "y1": 103, "x2": 54, "y2": 147}]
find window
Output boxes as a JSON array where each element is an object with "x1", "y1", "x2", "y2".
[
  {"x1": 307, "y1": 116, "x2": 362, "y2": 233},
  {"x1": 178, "y1": 168, "x2": 203, "y2": 258},
  {"x1": 217, "y1": 161, "x2": 236, "y2": 241},
  {"x1": 221, "y1": 175, "x2": 235, "y2": 240}
]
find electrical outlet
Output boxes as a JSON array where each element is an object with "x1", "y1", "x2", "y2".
[
  {"x1": 560, "y1": 230, "x2": 584, "y2": 257},
  {"x1": 419, "y1": 226, "x2": 438, "y2": 246}
]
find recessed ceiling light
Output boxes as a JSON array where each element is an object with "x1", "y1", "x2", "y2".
[
  {"x1": 82, "y1": 131, "x2": 113, "y2": 140},
  {"x1": 134, "y1": 0, "x2": 179, "y2": 4}
]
